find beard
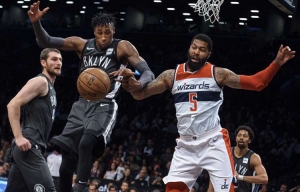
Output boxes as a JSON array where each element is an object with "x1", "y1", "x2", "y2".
[
  {"x1": 46, "y1": 65, "x2": 61, "y2": 77},
  {"x1": 186, "y1": 52, "x2": 208, "y2": 72},
  {"x1": 237, "y1": 143, "x2": 247, "y2": 149},
  {"x1": 47, "y1": 69, "x2": 61, "y2": 76}
]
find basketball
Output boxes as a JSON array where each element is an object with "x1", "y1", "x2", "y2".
[{"x1": 77, "y1": 68, "x2": 111, "y2": 101}]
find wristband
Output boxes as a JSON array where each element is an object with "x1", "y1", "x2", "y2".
[{"x1": 237, "y1": 175, "x2": 244, "y2": 180}]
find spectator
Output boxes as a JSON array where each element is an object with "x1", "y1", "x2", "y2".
[
  {"x1": 103, "y1": 162, "x2": 117, "y2": 180},
  {"x1": 131, "y1": 169, "x2": 149, "y2": 187},
  {"x1": 88, "y1": 183, "x2": 99, "y2": 192},
  {"x1": 278, "y1": 183, "x2": 288, "y2": 192},
  {"x1": 47, "y1": 149, "x2": 62, "y2": 192},
  {"x1": 90, "y1": 160, "x2": 103, "y2": 180},
  {"x1": 120, "y1": 181, "x2": 130, "y2": 192},
  {"x1": 120, "y1": 168, "x2": 133, "y2": 183}
]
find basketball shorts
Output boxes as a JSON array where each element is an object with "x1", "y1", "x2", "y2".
[
  {"x1": 5, "y1": 142, "x2": 56, "y2": 192},
  {"x1": 163, "y1": 125, "x2": 235, "y2": 192},
  {"x1": 50, "y1": 97, "x2": 118, "y2": 160}
]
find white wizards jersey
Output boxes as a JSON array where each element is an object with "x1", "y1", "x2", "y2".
[{"x1": 171, "y1": 62, "x2": 223, "y2": 136}]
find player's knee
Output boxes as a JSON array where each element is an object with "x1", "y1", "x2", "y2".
[
  {"x1": 78, "y1": 134, "x2": 97, "y2": 152},
  {"x1": 166, "y1": 182, "x2": 189, "y2": 192}
]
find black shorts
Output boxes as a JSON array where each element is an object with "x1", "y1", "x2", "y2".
[
  {"x1": 50, "y1": 98, "x2": 118, "y2": 160},
  {"x1": 5, "y1": 142, "x2": 56, "y2": 192}
]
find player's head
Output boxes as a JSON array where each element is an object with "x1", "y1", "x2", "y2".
[
  {"x1": 91, "y1": 12, "x2": 116, "y2": 50},
  {"x1": 235, "y1": 125, "x2": 255, "y2": 149},
  {"x1": 40, "y1": 48, "x2": 62, "y2": 77},
  {"x1": 187, "y1": 34, "x2": 212, "y2": 71}
]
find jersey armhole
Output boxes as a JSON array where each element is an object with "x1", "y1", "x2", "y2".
[{"x1": 212, "y1": 65, "x2": 223, "y2": 89}]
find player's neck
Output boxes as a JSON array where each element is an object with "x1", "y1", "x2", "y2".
[
  {"x1": 234, "y1": 146, "x2": 249, "y2": 158},
  {"x1": 42, "y1": 72, "x2": 56, "y2": 84}
]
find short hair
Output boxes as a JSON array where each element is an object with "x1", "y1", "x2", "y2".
[
  {"x1": 40, "y1": 48, "x2": 61, "y2": 61},
  {"x1": 129, "y1": 187, "x2": 139, "y2": 192},
  {"x1": 235, "y1": 125, "x2": 255, "y2": 141},
  {"x1": 91, "y1": 179, "x2": 101, "y2": 188},
  {"x1": 89, "y1": 183, "x2": 98, "y2": 189},
  {"x1": 191, "y1": 34, "x2": 213, "y2": 52},
  {"x1": 91, "y1": 12, "x2": 116, "y2": 28},
  {"x1": 109, "y1": 184, "x2": 118, "y2": 191}
]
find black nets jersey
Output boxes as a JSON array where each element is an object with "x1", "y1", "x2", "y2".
[
  {"x1": 79, "y1": 38, "x2": 125, "y2": 100},
  {"x1": 233, "y1": 147, "x2": 259, "y2": 192},
  {"x1": 21, "y1": 73, "x2": 57, "y2": 149}
]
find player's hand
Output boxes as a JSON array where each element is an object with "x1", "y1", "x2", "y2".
[
  {"x1": 122, "y1": 76, "x2": 143, "y2": 92},
  {"x1": 274, "y1": 44, "x2": 296, "y2": 66},
  {"x1": 15, "y1": 137, "x2": 32, "y2": 151},
  {"x1": 27, "y1": 1, "x2": 49, "y2": 23},
  {"x1": 110, "y1": 68, "x2": 143, "y2": 91},
  {"x1": 109, "y1": 68, "x2": 135, "y2": 81}
]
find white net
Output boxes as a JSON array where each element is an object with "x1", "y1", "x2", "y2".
[{"x1": 193, "y1": 0, "x2": 224, "y2": 23}]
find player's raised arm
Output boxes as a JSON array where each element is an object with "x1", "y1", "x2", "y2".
[
  {"x1": 215, "y1": 45, "x2": 295, "y2": 90},
  {"x1": 28, "y1": 1, "x2": 86, "y2": 53},
  {"x1": 130, "y1": 69, "x2": 174, "y2": 100},
  {"x1": 114, "y1": 40, "x2": 155, "y2": 91}
]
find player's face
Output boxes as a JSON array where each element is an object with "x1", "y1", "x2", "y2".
[
  {"x1": 94, "y1": 23, "x2": 115, "y2": 50},
  {"x1": 43, "y1": 52, "x2": 62, "y2": 77},
  {"x1": 236, "y1": 130, "x2": 251, "y2": 149},
  {"x1": 187, "y1": 39, "x2": 211, "y2": 71}
]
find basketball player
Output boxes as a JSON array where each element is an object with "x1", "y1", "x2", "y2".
[
  {"x1": 207, "y1": 125, "x2": 268, "y2": 192},
  {"x1": 27, "y1": 1, "x2": 154, "y2": 192},
  {"x1": 113, "y1": 34, "x2": 295, "y2": 192},
  {"x1": 5, "y1": 48, "x2": 62, "y2": 192}
]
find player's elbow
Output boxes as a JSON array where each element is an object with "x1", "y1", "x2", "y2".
[
  {"x1": 131, "y1": 91, "x2": 145, "y2": 100},
  {"x1": 36, "y1": 39, "x2": 47, "y2": 48},
  {"x1": 255, "y1": 85, "x2": 265, "y2": 91},
  {"x1": 132, "y1": 94, "x2": 144, "y2": 100},
  {"x1": 7, "y1": 101, "x2": 17, "y2": 113},
  {"x1": 261, "y1": 175, "x2": 268, "y2": 184},
  {"x1": 249, "y1": 83, "x2": 267, "y2": 91}
]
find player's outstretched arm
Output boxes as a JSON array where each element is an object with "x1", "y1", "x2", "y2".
[
  {"x1": 236, "y1": 153, "x2": 268, "y2": 184},
  {"x1": 7, "y1": 77, "x2": 48, "y2": 151},
  {"x1": 116, "y1": 41, "x2": 155, "y2": 91},
  {"x1": 130, "y1": 69, "x2": 174, "y2": 100},
  {"x1": 28, "y1": 1, "x2": 86, "y2": 52},
  {"x1": 215, "y1": 45, "x2": 295, "y2": 91}
]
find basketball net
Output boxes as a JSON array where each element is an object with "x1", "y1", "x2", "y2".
[{"x1": 193, "y1": 0, "x2": 224, "y2": 23}]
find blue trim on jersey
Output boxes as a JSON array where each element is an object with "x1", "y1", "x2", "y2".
[
  {"x1": 253, "y1": 184, "x2": 260, "y2": 192},
  {"x1": 174, "y1": 91, "x2": 222, "y2": 103}
]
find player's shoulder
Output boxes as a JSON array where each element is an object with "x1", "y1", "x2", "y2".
[
  {"x1": 250, "y1": 152, "x2": 262, "y2": 164},
  {"x1": 117, "y1": 39, "x2": 133, "y2": 48},
  {"x1": 30, "y1": 75, "x2": 48, "y2": 84}
]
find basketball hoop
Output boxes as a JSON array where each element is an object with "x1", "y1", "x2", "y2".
[{"x1": 193, "y1": 0, "x2": 224, "y2": 23}]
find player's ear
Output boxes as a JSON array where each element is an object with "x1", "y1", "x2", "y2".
[
  {"x1": 208, "y1": 52, "x2": 212, "y2": 58},
  {"x1": 40, "y1": 60, "x2": 46, "y2": 67}
]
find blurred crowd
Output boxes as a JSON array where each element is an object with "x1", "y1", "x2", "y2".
[{"x1": 0, "y1": 23, "x2": 300, "y2": 192}]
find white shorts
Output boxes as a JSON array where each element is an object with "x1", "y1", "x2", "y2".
[{"x1": 163, "y1": 125, "x2": 234, "y2": 192}]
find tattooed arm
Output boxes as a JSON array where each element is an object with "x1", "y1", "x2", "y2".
[
  {"x1": 214, "y1": 67, "x2": 241, "y2": 88},
  {"x1": 130, "y1": 69, "x2": 175, "y2": 100},
  {"x1": 214, "y1": 45, "x2": 295, "y2": 91}
]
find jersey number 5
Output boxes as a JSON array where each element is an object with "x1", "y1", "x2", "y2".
[{"x1": 189, "y1": 93, "x2": 197, "y2": 111}]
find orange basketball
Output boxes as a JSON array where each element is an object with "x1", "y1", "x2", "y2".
[{"x1": 77, "y1": 68, "x2": 111, "y2": 101}]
